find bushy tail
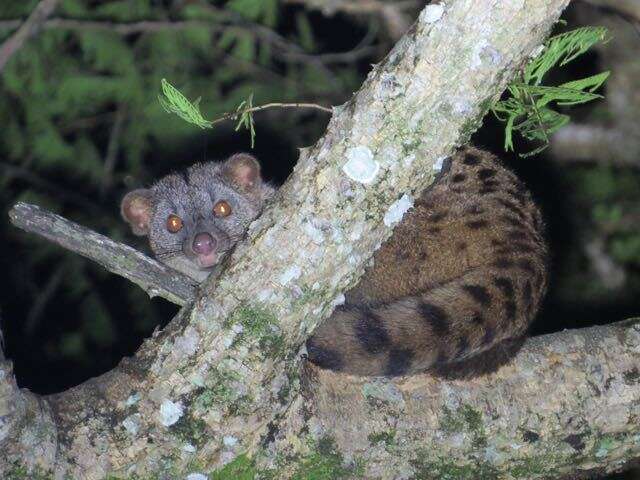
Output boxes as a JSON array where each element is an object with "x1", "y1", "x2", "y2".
[{"x1": 306, "y1": 261, "x2": 546, "y2": 377}]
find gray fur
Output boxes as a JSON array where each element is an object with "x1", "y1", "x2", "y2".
[{"x1": 121, "y1": 155, "x2": 274, "y2": 281}]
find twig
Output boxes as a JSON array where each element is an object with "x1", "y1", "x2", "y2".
[
  {"x1": 8, "y1": 202, "x2": 196, "y2": 306},
  {"x1": 25, "y1": 265, "x2": 65, "y2": 334},
  {"x1": 0, "y1": 0, "x2": 59, "y2": 73},
  {"x1": 211, "y1": 102, "x2": 332, "y2": 127},
  {"x1": 100, "y1": 107, "x2": 126, "y2": 197}
]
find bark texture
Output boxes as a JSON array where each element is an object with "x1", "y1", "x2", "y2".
[{"x1": 4, "y1": 0, "x2": 620, "y2": 478}]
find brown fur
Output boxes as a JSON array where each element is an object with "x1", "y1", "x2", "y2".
[{"x1": 306, "y1": 147, "x2": 548, "y2": 377}]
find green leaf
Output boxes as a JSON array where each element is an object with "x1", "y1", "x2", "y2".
[
  {"x1": 296, "y1": 12, "x2": 315, "y2": 52},
  {"x1": 492, "y1": 26, "x2": 609, "y2": 157},
  {"x1": 158, "y1": 78, "x2": 213, "y2": 129},
  {"x1": 524, "y1": 26, "x2": 609, "y2": 86}
]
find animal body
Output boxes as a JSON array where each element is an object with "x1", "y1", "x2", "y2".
[{"x1": 121, "y1": 147, "x2": 548, "y2": 377}]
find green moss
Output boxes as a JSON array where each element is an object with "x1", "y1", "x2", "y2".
[
  {"x1": 226, "y1": 305, "x2": 286, "y2": 359},
  {"x1": 290, "y1": 436, "x2": 363, "y2": 480},
  {"x1": 594, "y1": 435, "x2": 617, "y2": 458},
  {"x1": 6, "y1": 463, "x2": 54, "y2": 480},
  {"x1": 192, "y1": 366, "x2": 254, "y2": 415},
  {"x1": 368, "y1": 430, "x2": 396, "y2": 446},
  {"x1": 623, "y1": 367, "x2": 640, "y2": 385},
  {"x1": 510, "y1": 455, "x2": 552, "y2": 478},
  {"x1": 440, "y1": 406, "x2": 465, "y2": 433},
  {"x1": 172, "y1": 413, "x2": 209, "y2": 447},
  {"x1": 439, "y1": 404, "x2": 487, "y2": 449},
  {"x1": 195, "y1": 368, "x2": 241, "y2": 409},
  {"x1": 210, "y1": 454, "x2": 257, "y2": 480}
]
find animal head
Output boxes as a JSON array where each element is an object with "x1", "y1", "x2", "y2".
[{"x1": 121, "y1": 153, "x2": 273, "y2": 281}]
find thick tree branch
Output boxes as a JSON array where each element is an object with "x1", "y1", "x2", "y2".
[
  {"x1": 8, "y1": 202, "x2": 196, "y2": 306},
  {"x1": 0, "y1": 0, "x2": 582, "y2": 478},
  {"x1": 277, "y1": 319, "x2": 640, "y2": 479}
]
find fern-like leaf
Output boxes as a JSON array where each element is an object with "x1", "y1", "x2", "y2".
[
  {"x1": 158, "y1": 78, "x2": 213, "y2": 129},
  {"x1": 492, "y1": 26, "x2": 609, "y2": 157}
]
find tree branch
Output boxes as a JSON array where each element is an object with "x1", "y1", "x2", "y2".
[
  {"x1": 0, "y1": 0, "x2": 583, "y2": 478},
  {"x1": 275, "y1": 319, "x2": 640, "y2": 479},
  {"x1": 0, "y1": 0, "x2": 59, "y2": 73},
  {"x1": 8, "y1": 202, "x2": 196, "y2": 306}
]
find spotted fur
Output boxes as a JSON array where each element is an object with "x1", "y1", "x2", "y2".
[{"x1": 306, "y1": 146, "x2": 548, "y2": 377}]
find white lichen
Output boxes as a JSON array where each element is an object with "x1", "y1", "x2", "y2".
[
  {"x1": 421, "y1": 3, "x2": 444, "y2": 23},
  {"x1": 342, "y1": 146, "x2": 379, "y2": 184},
  {"x1": 189, "y1": 373, "x2": 205, "y2": 387},
  {"x1": 122, "y1": 414, "x2": 141, "y2": 436},
  {"x1": 383, "y1": 194, "x2": 414, "y2": 227},
  {"x1": 125, "y1": 392, "x2": 140, "y2": 407},
  {"x1": 279, "y1": 265, "x2": 302, "y2": 285},
  {"x1": 223, "y1": 435, "x2": 238, "y2": 447},
  {"x1": 349, "y1": 223, "x2": 364, "y2": 241},
  {"x1": 304, "y1": 220, "x2": 325, "y2": 244},
  {"x1": 403, "y1": 153, "x2": 416, "y2": 168},
  {"x1": 331, "y1": 294, "x2": 346, "y2": 307},
  {"x1": 174, "y1": 326, "x2": 200, "y2": 357},
  {"x1": 471, "y1": 39, "x2": 490, "y2": 69},
  {"x1": 183, "y1": 443, "x2": 197, "y2": 453},
  {"x1": 185, "y1": 474, "x2": 208, "y2": 480},
  {"x1": 257, "y1": 288, "x2": 273, "y2": 302},
  {"x1": 432, "y1": 156, "x2": 447, "y2": 172},
  {"x1": 159, "y1": 399, "x2": 184, "y2": 426}
]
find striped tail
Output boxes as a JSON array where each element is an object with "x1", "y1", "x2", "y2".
[{"x1": 306, "y1": 260, "x2": 547, "y2": 377}]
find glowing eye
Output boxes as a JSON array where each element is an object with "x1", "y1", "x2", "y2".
[
  {"x1": 167, "y1": 214, "x2": 183, "y2": 233},
  {"x1": 213, "y1": 200, "x2": 232, "y2": 217}
]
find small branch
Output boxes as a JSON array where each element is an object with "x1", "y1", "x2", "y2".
[
  {"x1": 25, "y1": 265, "x2": 65, "y2": 334},
  {"x1": 8, "y1": 202, "x2": 196, "y2": 306},
  {"x1": 100, "y1": 107, "x2": 126, "y2": 197},
  {"x1": 211, "y1": 102, "x2": 332, "y2": 127},
  {"x1": 550, "y1": 124, "x2": 640, "y2": 167},
  {"x1": 0, "y1": 0, "x2": 59, "y2": 73}
]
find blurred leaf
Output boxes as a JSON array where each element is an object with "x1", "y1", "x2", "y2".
[
  {"x1": 296, "y1": 12, "x2": 315, "y2": 52},
  {"x1": 59, "y1": 332, "x2": 86, "y2": 358}
]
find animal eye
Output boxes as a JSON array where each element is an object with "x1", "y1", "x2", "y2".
[
  {"x1": 213, "y1": 200, "x2": 232, "y2": 217},
  {"x1": 166, "y1": 214, "x2": 183, "y2": 233}
]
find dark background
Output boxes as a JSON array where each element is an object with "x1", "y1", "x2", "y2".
[{"x1": 1, "y1": 1, "x2": 639, "y2": 478}]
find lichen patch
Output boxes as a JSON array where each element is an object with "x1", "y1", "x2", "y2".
[
  {"x1": 384, "y1": 194, "x2": 414, "y2": 227},
  {"x1": 343, "y1": 146, "x2": 380, "y2": 184},
  {"x1": 421, "y1": 3, "x2": 444, "y2": 23},
  {"x1": 159, "y1": 399, "x2": 184, "y2": 426}
]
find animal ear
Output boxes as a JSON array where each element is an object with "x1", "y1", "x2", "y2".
[
  {"x1": 121, "y1": 189, "x2": 153, "y2": 236},
  {"x1": 221, "y1": 153, "x2": 262, "y2": 191}
]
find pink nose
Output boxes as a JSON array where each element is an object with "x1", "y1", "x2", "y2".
[{"x1": 192, "y1": 232, "x2": 216, "y2": 255}]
